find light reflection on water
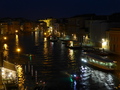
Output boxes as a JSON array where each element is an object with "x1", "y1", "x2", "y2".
[
  {"x1": 3, "y1": 44, "x2": 9, "y2": 60},
  {"x1": 15, "y1": 34, "x2": 19, "y2": 47},
  {"x1": 68, "y1": 49, "x2": 74, "y2": 60},
  {"x1": 17, "y1": 65, "x2": 25, "y2": 90},
  {"x1": 80, "y1": 65, "x2": 117, "y2": 90},
  {"x1": 4, "y1": 32, "x2": 120, "y2": 90}
]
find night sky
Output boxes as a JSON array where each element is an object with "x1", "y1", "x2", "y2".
[{"x1": 0, "y1": 0, "x2": 120, "y2": 20}]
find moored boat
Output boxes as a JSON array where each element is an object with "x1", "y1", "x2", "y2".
[
  {"x1": 48, "y1": 36, "x2": 59, "y2": 42},
  {"x1": 81, "y1": 53, "x2": 117, "y2": 71},
  {"x1": 66, "y1": 41, "x2": 82, "y2": 49}
]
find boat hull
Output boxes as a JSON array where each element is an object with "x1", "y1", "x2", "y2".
[
  {"x1": 81, "y1": 53, "x2": 116, "y2": 71},
  {"x1": 87, "y1": 61, "x2": 115, "y2": 71},
  {"x1": 67, "y1": 46, "x2": 82, "y2": 49}
]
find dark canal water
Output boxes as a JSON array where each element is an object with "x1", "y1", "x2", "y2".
[{"x1": 2, "y1": 31, "x2": 120, "y2": 90}]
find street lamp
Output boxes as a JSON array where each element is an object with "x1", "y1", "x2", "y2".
[
  {"x1": 16, "y1": 48, "x2": 20, "y2": 52},
  {"x1": 15, "y1": 30, "x2": 18, "y2": 33},
  {"x1": 3, "y1": 36, "x2": 7, "y2": 40},
  {"x1": 102, "y1": 38, "x2": 107, "y2": 50},
  {"x1": 16, "y1": 48, "x2": 21, "y2": 57},
  {"x1": 16, "y1": 48, "x2": 21, "y2": 63}
]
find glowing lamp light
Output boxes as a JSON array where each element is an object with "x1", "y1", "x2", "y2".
[
  {"x1": 81, "y1": 58, "x2": 87, "y2": 63},
  {"x1": 102, "y1": 38, "x2": 107, "y2": 49},
  {"x1": 73, "y1": 74, "x2": 77, "y2": 77},
  {"x1": 8, "y1": 73, "x2": 12, "y2": 77},
  {"x1": 44, "y1": 33, "x2": 46, "y2": 35},
  {"x1": 16, "y1": 48, "x2": 21, "y2": 57},
  {"x1": 3, "y1": 36, "x2": 7, "y2": 40},
  {"x1": 16, "y1": 48, "x2": 21, "y2": 52},
  {"x1": 15, "y1": 30, "x2": 18, "y2": 33},
  {"x1": 2, "y1": 72, "x2": 5, "y2": 75},
  {"x1": 102, "y1": 42, "x2": 107, "y2": 46},
  {"x1": 44, "y1": 37, "x2": 47, "y2": 42}
]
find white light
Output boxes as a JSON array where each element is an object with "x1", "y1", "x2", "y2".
[
  {"x1": 102, "y1": 38, "x2": 107, "y2": 49},
  {"x1": 84, "y1": 67, "x2": 87, "y2": 70},
  {"x1": 74, "y1": 74, "x2": 76, "y2": 77},
  {"x1": 8, "y1": 72, "x2": 12, "y2": 77},
  {"x1": 44, "y1": 38, "x2": 47, "y2": 41},
  {"x1": 9, "y1": 72, "x2": 12, "y2": 75},
  {"x1": 2, "y1": 72, "x2": 5, "y2": 75},
  {"x1": 102, "y1": 38, "x2": 105, "y2": 42},
  {"x1": 81, "y1": 58, "x2": 87, "y2": 63},
  {"x1": 102, "y1": 42, "x2": 107, "y2": 46}
]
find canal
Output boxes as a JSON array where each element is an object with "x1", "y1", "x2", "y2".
[{"x1": 1, "y1": 31, "x2": 120, "y2": 90}]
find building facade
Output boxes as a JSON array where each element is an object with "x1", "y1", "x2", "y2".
[{"x1": 106, "y1": 28, "x2": 120, "y2": 54}]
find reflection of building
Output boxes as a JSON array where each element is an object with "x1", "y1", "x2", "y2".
[{"x1": 0, "y1": 52, "x2": 18, "y2": 89}]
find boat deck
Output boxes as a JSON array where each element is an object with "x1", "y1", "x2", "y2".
[
  {"x1": 82, "y1": 53, "x2": 117, "y2": 71},
  {"x1": 85, "y1": 53, "x2": 114, "y2": 63}
]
